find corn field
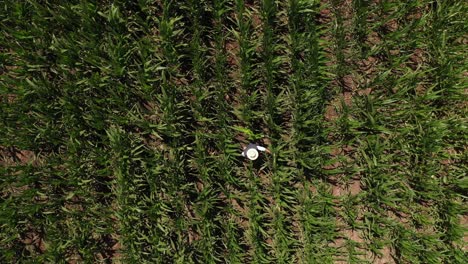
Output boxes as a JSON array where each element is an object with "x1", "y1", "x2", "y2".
[{"x1": 0, "y1": 0, "x2": 466, "y2": 263}]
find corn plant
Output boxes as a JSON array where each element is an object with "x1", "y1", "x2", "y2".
[{"x1": 1, "y1": 0, "x2": 466, "y2": 263}]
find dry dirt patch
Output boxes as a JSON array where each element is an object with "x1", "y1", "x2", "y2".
[{"x1": 0, "y1": 146, "x2": 39, "y2": 166}]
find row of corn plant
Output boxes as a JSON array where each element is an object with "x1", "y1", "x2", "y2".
[
  {"x1": 260, "y1": 0, "x2": 298, "y2": 263},
  {"x1": 288, "y1": 0, "x2": 339, "y2": 262},
  {"x1": 186, "y1": 0, "x2": 223, "y2": 262},
  {"x1": 418, "y1": 1, "x2": 466, "y2": 262},
  {"x1": 211, "y1": 1, "x2": 248, "y2": 262},
  {"x1": 232, "y1": 1, "x2": 270, "y2": 263}
]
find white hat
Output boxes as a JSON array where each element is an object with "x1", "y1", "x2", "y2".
[
  {"x1": 242, "y1": 143, "x2": 266, "y2": 160},
  {"x1": 245, "y1": 148, "x2": 259, "y2": 160}
]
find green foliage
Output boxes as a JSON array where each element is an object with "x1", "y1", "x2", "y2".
[{"x1": 0, "y1": 0, "x2": 466, "y2": 263}]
